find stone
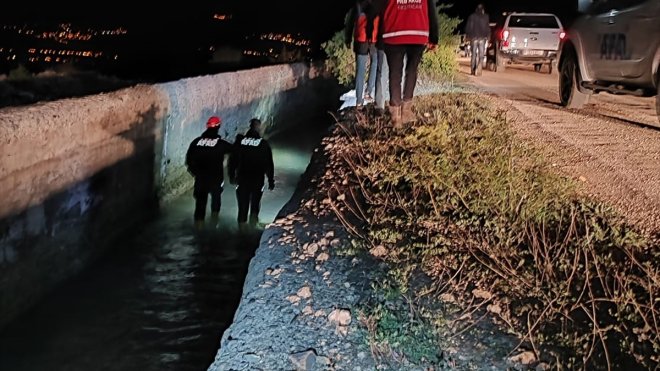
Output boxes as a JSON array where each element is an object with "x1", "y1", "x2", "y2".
[
  {"x1": 268, "y1": 268, "x2": 283, "y2": 277},
  {"x1": 302, "y1": 306, "x2": 314, "y2": 316},
  {"x1": 316, "y1": 252, "x2": 330, "y2": 262},
  {"x1": 287, "y1": 295, "x2": 301, "y2": 305},
  {"x1": 298, "y1": 286, "x2": 312, "y2": 299},
  {"x1": 243, "y1": 353, "x2": 261, "y2": 363},
  {"x1": 328, "y1": 309, "x2": 351, "y2": 326},
  {"x1": 369, "y1": 245, "x2": 387, "y2": 258},
  {"x1": 316, "y1": 355, "x2": 331, "y2": 367},
  {"x1": 487, "y1": 303, "x2": 502, "y2": 315},
  {"x1": 508, "y1": 351, "x2": 536, "y2": 365},
  {"x1": 325, "y1": 231, "x2": 335, "y2": 238},
  {"x1": 290, "y1": 349, "x2": 317, "y2": 371},
  {"x1": 472, "y1": 288, "x2": 493, "y2": 300},
  {"x1": 305, "y1": 243, "x2": 319, "y2": 256}
]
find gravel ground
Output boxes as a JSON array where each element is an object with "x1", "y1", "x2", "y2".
[{"x1": 460, "y1": 60, "x2": 660, "y2": 237}]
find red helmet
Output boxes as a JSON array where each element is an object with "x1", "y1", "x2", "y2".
[{"x1": 206, "y1": 116, "x2": 221, "y2": 128}]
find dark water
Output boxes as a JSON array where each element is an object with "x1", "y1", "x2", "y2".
[{"x1": 0, "y1": 116, "x2": 331, "y2": 371}]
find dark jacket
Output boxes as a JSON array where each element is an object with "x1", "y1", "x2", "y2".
[
  {"x1": 345, "y1": 3, "x2": 380, "y2": 54},
  {"x1": 373, "y1": 0, "x2": 439, "y2": 46},
  {"x1": 228, "y1": 129, "x2": 274, "y2": 188},
  {"x1": 185, "y1": 128, "x2": 233, "y2": 182},
  {"x1": 465, "y1": 12, "x2": 490, "y2": 39}
]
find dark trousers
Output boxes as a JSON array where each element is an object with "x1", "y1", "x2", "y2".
[
  {"x1": 384, "y1": 44, "x2": 425, "y2": 106},
  {"x1": 236, "y1": 184, "x2": 264, "y2": 224},
  {"x1": 193, "y1": 179, "x2": 223, "y2": 221}
]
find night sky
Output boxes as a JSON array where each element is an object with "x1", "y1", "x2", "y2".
[
  {"x1": 0, "y1": 0, "x2": 580, "y2": 79},
  {"x1": 2, "y1": 0, "x2": 580, "y2": 42},
  {"x1": 1, "y1": 1, "x2": 355, "y2": 47}
]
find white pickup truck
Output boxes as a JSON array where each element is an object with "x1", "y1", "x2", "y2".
[
  {"x1": 497, "y1": 13, "x2": 565, "y2": 73},
  {"x1": 558, "y1": 0, "x2": 660, "y2": 122}
]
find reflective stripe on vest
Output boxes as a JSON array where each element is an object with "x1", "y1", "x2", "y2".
[
  {"x1": 382, "y1": 0, "x2": 430, "y2": 44},
  {"x1": 382, "y1": 30, "x2": 429, "y2": 39}
]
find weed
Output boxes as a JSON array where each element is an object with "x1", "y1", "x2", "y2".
[
  {"x1": 360, "y1": 277, "x2": 443, "y2": 367},
  {"x1": 332, "y1": 93, "x2": 659, "y2": 370}
]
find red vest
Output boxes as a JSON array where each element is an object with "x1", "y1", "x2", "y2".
[
  {"x1": 354, "y1": 9, "x2": 380, "y2": 43},
  {"x1": 382, "y1": 0, "x2": 430, "y2": 45}
]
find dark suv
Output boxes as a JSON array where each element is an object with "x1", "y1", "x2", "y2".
[{"x1": 558, "y1": 0, "x2": 660, "y2": 122}]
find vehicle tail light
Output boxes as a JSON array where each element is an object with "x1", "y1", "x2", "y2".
[
  {"x1": 501, "y1": 29, "x2": 510, "y2": 47},
  {"x1": 559, "y1": 31, "x2": 566, "y2": 40}
]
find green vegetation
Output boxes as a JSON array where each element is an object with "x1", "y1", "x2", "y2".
[
  {"x1": 321, "y1": 32, "x2": 356, "y2": 86},
  {"x1": 358, "y1": 274, "x2": 449, "y2": 369},
  {"x1": 7, "y1": 65, "x2": 32, "y2": 81},
  {"x1": 333, "y1": 93, "x2": 659, "y2": 369},
  {"x1": 419, "y1": 6, "x2": 461, "y2": 81}
]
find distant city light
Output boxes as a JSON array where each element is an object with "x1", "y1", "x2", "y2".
[{"x1": 0, "y1": 22, "x2": 126, "y2": 65}]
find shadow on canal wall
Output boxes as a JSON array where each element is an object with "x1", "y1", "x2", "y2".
[{"x1": 0, "y1": 62, "x2": 340, "y2": 329}]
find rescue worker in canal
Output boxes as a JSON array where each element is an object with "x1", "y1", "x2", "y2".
[
  {"x1": 229, "y1": 118, "x2": 275, "y2": 228},
  {"x1": 185, "y1": 115, "x2": 233, "y2": 228}
]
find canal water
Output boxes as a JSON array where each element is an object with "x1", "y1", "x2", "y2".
[{"x1": 0, "y1": 115, "x2": 332, "y2": 371}]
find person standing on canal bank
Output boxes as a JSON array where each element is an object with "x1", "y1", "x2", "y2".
[
  {"x1": 228, "y1": 118, "x2": 275, "y2": 228},
  {"x1": 185, "y1": 116, "x2": 233, "y2": 228},
  {"x1": 373, "y1": 0, "x2": 439, "y2": 126},
  {"x1": 345, "y1": 0, "x2": 380, "y2": 107}
]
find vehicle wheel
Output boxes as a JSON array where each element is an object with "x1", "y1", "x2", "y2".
[
  {"x1": 534, "y1": 63, "x2": 542, "y2": 73},
  {"x1": 559, "y1": 50, "x2": 589, "y2": 109},
  {"x1": 496, "y1": 52, "x2": 506, "y2": 72}
]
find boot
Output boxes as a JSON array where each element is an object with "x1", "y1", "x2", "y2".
[
  {"x1": 401, "y1": 100, "x2": 415, "y2": 124},
  {"x1": 210, "y1": 212, "x2": 219, "y2": 228},
  {"x1": 194, "y1": 219, "x2": 204, "y2": 230},
  {"x1": 238, "y1": 222, "x2": 248, "y2": 233},
  {"x1": 387, "y1": 105, "x2": 402, "y2": 128},
  {"x1": 249, "y1": 214, "x2": 259, "y2": 226}
]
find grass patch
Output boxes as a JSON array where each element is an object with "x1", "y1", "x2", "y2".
[
  {"x1": 333, "y1": 93, "x2": 659, "y2": 369},
  {"x1": 359, "y1": 276, "x2": 447, "y2": 368}
]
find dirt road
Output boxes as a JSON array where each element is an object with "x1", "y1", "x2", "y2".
[{"x1": 460, "y1": 59, "x2": 660, "y2": 236}]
